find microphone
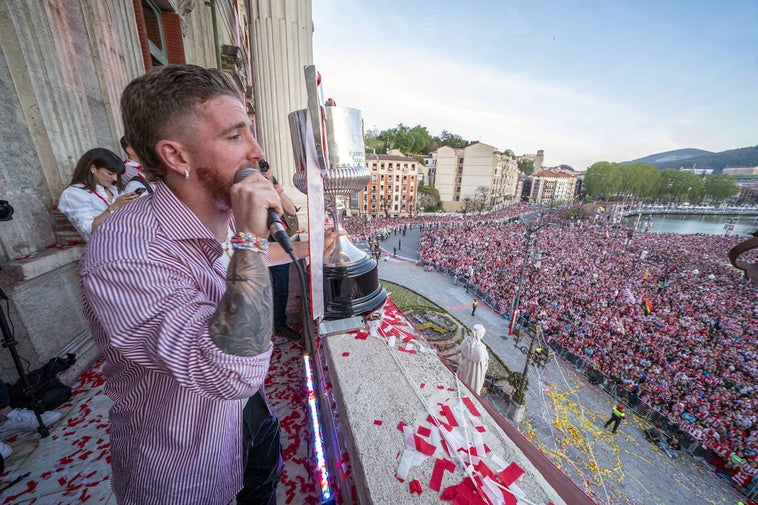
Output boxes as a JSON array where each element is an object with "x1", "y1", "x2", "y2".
[{"x1": 234, "y1": 167, "x2": 293, "y2": 254}]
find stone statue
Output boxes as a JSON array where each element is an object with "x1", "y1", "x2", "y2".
[{"x1": 458, "y1": 324, "x2": 489, "y2": 394}]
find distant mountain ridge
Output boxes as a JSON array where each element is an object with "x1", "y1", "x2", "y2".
[{"x1": 624, "y1": 145, "x2": 758, "y2": 173}]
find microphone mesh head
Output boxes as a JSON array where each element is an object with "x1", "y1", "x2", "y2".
[{"x1": 234, "y1": 167, "x2": 259, "y2": 184}]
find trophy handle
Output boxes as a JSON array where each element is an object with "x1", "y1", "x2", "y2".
[{"x1": 304, "y1": 65, "x2": 329, "y2": 176}]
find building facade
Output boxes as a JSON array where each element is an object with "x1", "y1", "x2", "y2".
[
  {"x1": 0, "y1": 0, "x2": 311, "y2": 380},
  {"x1": 528, "y1": 170, "x2": 578, "y2": 204},
  {"x1": 432, "y1": 142, "x2": 519, "y2": 212},
  {"x1": 517, "y1": 149, "x2": 544, "y2": 172},
  {"x1": 360, "y1": 150, "x2": 419, "y2": 218}
]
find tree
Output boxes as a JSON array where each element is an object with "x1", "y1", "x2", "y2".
[
  {"x1": 373, "y1": 124, "x2": 432, "y2": 154},
  {"x1": 434, "y1": 130, "x2": 468, "y2": 149},
  {"x1": 618, "y1": 162, "x2": 661, "y2": 199},
  {"x1": 462, "y1": 196, "x2": 474, "y2": 212},
  {"x1": 583, "y1": 162, "x2": 622, "y2": 198},
  {"x1": 517, "y1": 158, "x2": 535, "y2": 175},
  {"x1": 416, "y1": 183, "x2": 441, "y2": 211},
  {"x1": 657, "y1": 169, "x2": 703, "y2": 201},
  {"x1": 474, "y1": 186, "x2": 490, "y2": 210},
  {"x1": 364, "y1": 128, "x2": 383, "y2": 155},
  {"x1": 502, "y1": 149, "x2": 515, "y2": 159},
  {"x1": 702, "y1": 174, "x2": 739, "y2": 202}
]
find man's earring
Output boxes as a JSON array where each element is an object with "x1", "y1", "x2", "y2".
[{"x1": 184, "y1": 170, "x2": 189, "y2": 179}]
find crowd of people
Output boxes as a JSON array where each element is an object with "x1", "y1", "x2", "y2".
[{"x1": 410, "y1": 205, "x2": 757, "y2": 486}]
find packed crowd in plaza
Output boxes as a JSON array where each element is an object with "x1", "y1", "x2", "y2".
[{"x1": 346, "y1": 204, "x2": 758, "y2": 490}]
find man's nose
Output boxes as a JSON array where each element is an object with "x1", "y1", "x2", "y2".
[{"x1": 245, "y1": 132, "x2": 265, "y2": 162}]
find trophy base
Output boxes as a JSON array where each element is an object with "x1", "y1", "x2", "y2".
[{"x1": 323, "y1": 254, "x2": 387, "y2": 321}]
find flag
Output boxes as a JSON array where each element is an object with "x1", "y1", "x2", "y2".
[
  {"x1": 622, "y1": 287, "x2": 636, "y2": 304},
  {"x1": 644, "y1": 297, "x2": 653, "y2": 315}
]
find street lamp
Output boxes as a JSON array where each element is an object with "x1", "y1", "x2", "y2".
[
  {"x1": 506, "y1": 211, "x2": 553, "y2": 417},
  {"x1": 512, "y1": 323, "x2": 543, "y2": 405},
  {"x1": 508, "y1": 214, "x2": 545, "y2": 335}
]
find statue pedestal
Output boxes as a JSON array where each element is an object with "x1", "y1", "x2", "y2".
[{"x1": 507, "y1": 399, "x2": 526, "y2": 423}]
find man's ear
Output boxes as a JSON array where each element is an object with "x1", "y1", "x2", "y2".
[{"x1": 155, "y1": 139, "x2": 191, "y2": 178}]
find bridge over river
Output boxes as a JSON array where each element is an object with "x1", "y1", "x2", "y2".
[
  {"x1": 614, "y1": 205, "x2": 758, "y2": 235},
  {"x1": 616, "y1": 204, "x2": 758, "y2": 217}
]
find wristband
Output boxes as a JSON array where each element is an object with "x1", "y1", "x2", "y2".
[{"x1": 230, "y1": 232, "x2": 269, "y2": 256}]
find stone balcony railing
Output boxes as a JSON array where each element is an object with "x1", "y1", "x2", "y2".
[{"x1": 314, "y1": 299, "x2": 595, "y2": 504}]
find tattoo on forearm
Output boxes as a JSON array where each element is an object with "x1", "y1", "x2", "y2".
[
  {"x1": 227, "y1": 258, "x2": 248, "y2": 283},
  {"x1": 210, "y1": 252, "x2": 273, "y2": 356}
]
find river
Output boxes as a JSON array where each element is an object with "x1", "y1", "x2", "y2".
[{"x1": 622, "y1": 213, "x2": 758, "y2": 236}]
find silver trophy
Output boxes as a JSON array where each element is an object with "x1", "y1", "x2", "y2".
[{"x1": 288, "y1": 75, "x2": 386, "y2": 320}]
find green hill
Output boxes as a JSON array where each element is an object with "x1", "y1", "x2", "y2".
[{"x1": 625, "y1": 145, "x2": 758, "y2": 173}]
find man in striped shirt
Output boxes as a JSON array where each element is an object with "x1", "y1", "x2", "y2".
[{"x1": 80, "y1": 65, "x2": 315, "y2": 504}]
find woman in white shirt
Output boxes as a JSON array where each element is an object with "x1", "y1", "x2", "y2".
[{"x1": 57, "y1": 148, "x2": 139, "y2": 241}]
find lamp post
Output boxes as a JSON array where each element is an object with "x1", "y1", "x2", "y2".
[
  {"x1": 508, "y1": 214, "x2": 545, "y2": 335},
  {"x1": 512, "y1": 324, "x2": 542, "y2": 405},
  {"x1": 506, "y1": 211, "x2": 552, "y2": 420}
]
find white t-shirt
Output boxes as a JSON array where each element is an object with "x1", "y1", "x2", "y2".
[{"x1": 57, "y1": 183, "x2": 121, "y2": 241}]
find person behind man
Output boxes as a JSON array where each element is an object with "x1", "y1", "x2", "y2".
[
  {"x1": 121, "y1": 135, "x2": 156, "y2": 195},
  {"x1": 80, "y1": 64, "x2": 335, "y2": 505},
  {"x1": 120, "y1": 135, "x2": 142, "y2": 182},
  {"x1": 259, "y1": 160, "x2": 301, "y2": 342},
  {"x1": 57, "y1": 148, "x2": 139, "y2": 241}
]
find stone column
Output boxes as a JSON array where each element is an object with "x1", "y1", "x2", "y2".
[
  {"x1": 0, "y1": 0, "x2": 144, "y2": 381},
  {"x1": 248, "y1": 0, "x2": 313, "y2": 212}
]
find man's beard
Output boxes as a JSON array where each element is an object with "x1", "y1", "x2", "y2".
[{"x1": 196, "y1": 164, "x2": 233, "y2": 210}]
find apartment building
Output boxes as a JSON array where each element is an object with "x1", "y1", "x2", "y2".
[
  {"x1": 528, "y1": 170, "x2": 578, "y2": 204},
  {"x1": 358, "y1": 150, "x2": 419, "y2": 217},
  {"x1": 433, "y1": 142, "x2": 519, "y2": 211}
]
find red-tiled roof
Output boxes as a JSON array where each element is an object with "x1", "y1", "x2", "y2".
[{"x1": 534, "y1": 170, "x2": 573, "y2": 178}]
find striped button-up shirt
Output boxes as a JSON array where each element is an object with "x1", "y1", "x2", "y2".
[{"x1": 80, "y1": 182, "x2": 272, "y2": 504}]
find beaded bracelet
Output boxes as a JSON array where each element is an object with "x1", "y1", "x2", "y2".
[{"x1": 230, "y1": 232, "x2": 269, "y2": 257}]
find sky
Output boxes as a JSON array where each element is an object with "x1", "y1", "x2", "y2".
[{"x1": 311, "y1": 0, "x2": 758, "y2": 170}]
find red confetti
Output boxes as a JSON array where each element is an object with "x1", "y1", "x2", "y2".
[
  {"x1": 420, "y1": 383, "x2": 426, "y2": 388},
  {"x1": 474, "y1": 460, "x2": 496, "y2": 480},
  {"x1": 440, "y1": 484, "x2": 458, "y2": 500},
  {"x1": 413, "y1": 434, "x2": 437, "y2": 456},
  {"x1": 373, "y1": 420, "x2": 383, "y2": 426},
  {"x1": 439, "y1": 405, "x2": 459, "y2": 427},
  {"x1": 342, "y1": 352, "x2": 350, "y2": 357},
  {"x1": 427, "y1": 414, "x2": 453, "y2": 432},
  {"x1": 429, "y1": 457, "x2": 457, "y2": 491},
  {"x1": 498, "y1": 462, "x2": 524, "y2": 487},
  {"x1": 409, "y1": 479, "x2": 423, "y2": 495},
  {"x1": 462, "y1": 396, "x2": 482, "y2": 417},
  {"x1": 417, "y1": 426, "x2": 431, "y2": 437},
  {"x1": 397, "y1": 421, "x2": 408, "y2": 432}
]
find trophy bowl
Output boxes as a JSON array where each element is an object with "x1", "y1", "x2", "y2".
[{"x1": 289, "y1": 104, "x2": 386, "y2": 320}]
